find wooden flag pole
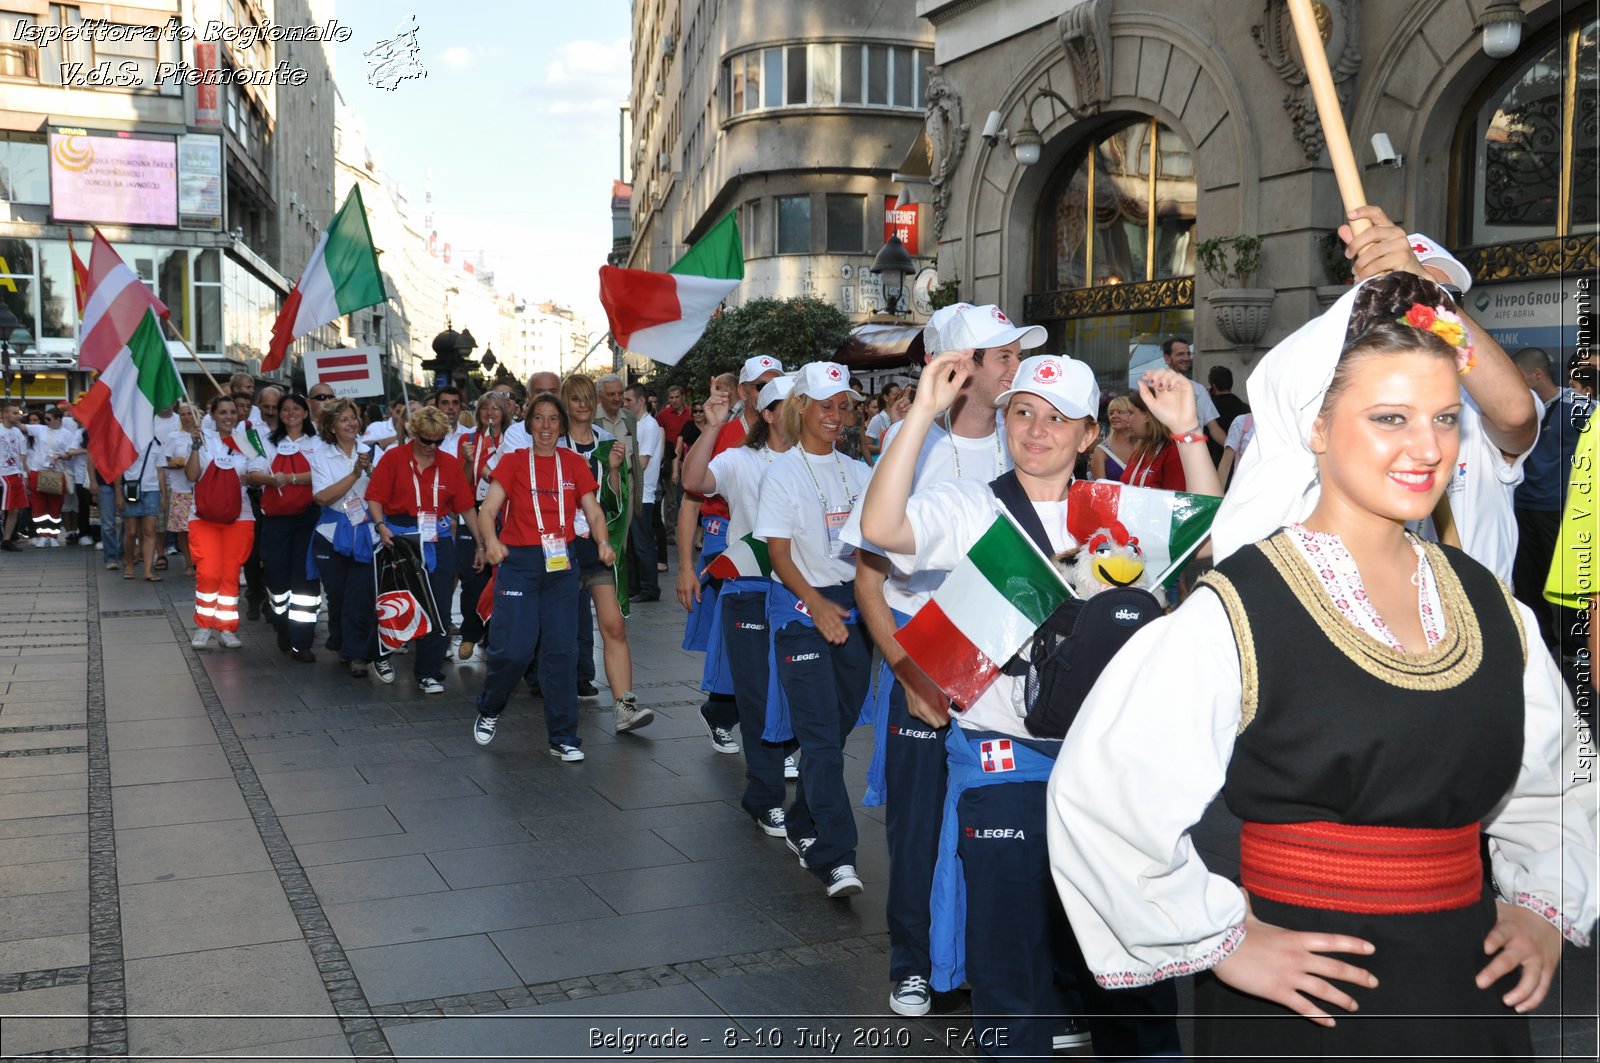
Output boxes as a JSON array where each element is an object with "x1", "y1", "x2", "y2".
[
  {"x1": 159, "y1": 317, "x2": 224, "y2": 397},
  {"x1": 1285, "y1": 0, "x2": 1460, "y2": 546}
]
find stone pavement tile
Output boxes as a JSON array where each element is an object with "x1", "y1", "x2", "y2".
[
  {"x1": 265, "y1": 773, "x2": 486, "y2": 817},
  {"x1": 426, "y1": 830, "x2": 689, "y2": 891},
  {"x1": 0, "y1": 680, "x2": 87, "y2": 700},
  {"x1": 0, "y1": 812, "x2": 87, "y2": 839},
  {"x1": 103, "y1": 641, "x2": 189, "y2": 663},
  {"x1": 292, "y1": 820, "x2": 536, "y2": 868},
  {"x1": 491, "y1": 901, "x2": 803, "y2": 986},
  {"x1": 120, "y1": 870, "x2": 301, "y2": 959},
  {"x1": 748, "y1": 884, "x2": 889, "y2": 942},
  {"x1": 0, "y1": 857, "x2": 86, "y2": 898},
  {"x1": 103, "y1": 655, "x2": 198, "y2": 680},
  {"x1": 105, "y1": 715, "x2": 220, "y2": 751},
  {"x1": 649, "y1": 821, "x2": 802, "y2": 864},
  {"x1": 246, "y1": 737, "x2": 448, "y2": 775},
  {"x1": 0, "y1": 832, "x2": 86, "y2": 866},
  {"x1": 109, "y1": 743, "x2": 232, "y2": 786},
  {"x1": 0, "y1": 890, "x2": 85, "y2": 944},
  {"x1": 348, "y1": 932, "x2": 520, "y2": 1005},
  {"x1": 116, "y1": 819, "x2": 271, "y2": 884},
  {"x1": 125, "y1": 940, "x2": 344, "y2": 1056},
  {"x1": 112, "y1": 777, "x2": 251, "y2": 829},
  {"x1": 385, "y1": 982, "x2": 723, "y2": 1063},
  {"x1": 0, "y1": 787, "x2": 86, "y2": 820},
  {"x1": 0, "y1": 772, "x2": 91, "y2": 797},
  {"x1": 324, "y1": 876, "x2": 614, "y2": 950},
  {"x1": 256, "y1": 765, "x2": 368, "y2": 794},
  {"x1": 239, "y1": 733, "x2": 339, "y2": 755},
  {"x1": 279, "y1": 804, "x2": 404, "y2": 845},
  {"x1": 0, "y1": 931, "x2": 88, "y2": 973},
  {"x1": 521, "y1": 798, "x2": 749, "y2": 841},
  {"x1": 144, "y1": 1033, "x2": 356, "y2": 1062},
  {"x1": 0, "y1": 729, "x2": 83, "y2": 754},
  {"x1": 101, "y1": 695, "x2": 208, "y2": 722},
  {"x1": 384, "y1": 790, "x2": 616, "y2": 835},
  {"x1": 0, "y1": 707, "x2": 84, "y2": 728},
  {"x1": 581, "y1": 856, "x2": 816, "y2": 916},
  {"x1": 585, "y1": 771, "x2": 756, "y2": 811},
  {"x1": 304, "y1": 854, "x2": 451, "y2": 906},
  {"x1": 0, "y1": 983, "x2": 87, "y2": 1054},
  {"x1": 0, "y1": 751, "x2": 84, "y2": 779}
]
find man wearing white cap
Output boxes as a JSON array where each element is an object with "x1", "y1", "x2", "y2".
[{"x1": 841, "y1": 302, "x2": 1046, "y2": 1021}]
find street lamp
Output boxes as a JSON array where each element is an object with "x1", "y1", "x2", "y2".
[
  {"x1": 1477, "y1": 0, "x2": 1524, "y2": 58},
  {"x1": 870, "y1": 234, "x2": 917, "y2": 316}
]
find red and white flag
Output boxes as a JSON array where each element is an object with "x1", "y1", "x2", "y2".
[
  {"x1": 78, "y1": 230, "x2": 170, "y2": 373},
  {"x1": 304, "y1": 347, "x2": 383, "y2": 398},
  {"x1": 979, "y1": 739, "x2": 1015, "y2": 774}
]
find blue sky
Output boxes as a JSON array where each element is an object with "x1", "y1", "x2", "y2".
[{"x1": 332, "y1": 2, "x2": 630, "y2": 320}]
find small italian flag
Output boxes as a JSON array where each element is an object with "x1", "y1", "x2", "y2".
[
  {"x1": 73, "y1": 309, "x2": 185, "y2": 482},
  {"x1": 894, "y1": 513, "x2": 1071, "y2": 710},
  {"x1": 264, "y1": 186, "x2": 386, "y2": 372},
  {"x1": 703, "y1": 533, "x2": 770, "y2": 581},
  {"x1": 1067, "y1": 480, "x2": 1222, "y2": 589},
  {"x1": 598, "y1": 212, "x2": 742, "y2": 366}
]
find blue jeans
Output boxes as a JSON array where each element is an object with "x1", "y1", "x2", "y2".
[
  {"x1": 477, "y1": 545, "x2": 581, "y2": 746},
  {"x1": 97, "y1": 483, "x2": 122, "y2": 564}
]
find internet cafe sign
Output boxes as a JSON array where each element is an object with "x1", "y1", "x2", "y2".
[{"x1": 885, "y1": 197, "x2": 920, "y2": 256}]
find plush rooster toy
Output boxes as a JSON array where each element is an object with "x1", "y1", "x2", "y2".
[{"x1": 1068, "y1": 520, "x2": 1154, "y2": 599}]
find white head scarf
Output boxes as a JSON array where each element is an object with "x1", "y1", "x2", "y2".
[{"x1": 1210, "y1": 279, "x2": 1377, "y2": 563}]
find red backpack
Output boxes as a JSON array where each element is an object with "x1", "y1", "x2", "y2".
[{"x1": 194, "y1": 442, "x2": 244, "y2": 523}]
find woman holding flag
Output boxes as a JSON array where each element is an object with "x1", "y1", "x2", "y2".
[
  {"x1": 309, "y1": 400, "x2": 379, "y2": 680},
  {"x1": 185, "y1": 394, "x2": 264, "y2": 649},
  {"x1": 859, "y1": 352, "x2": 1212, "y2": 1059},
  {"x1": 251, "y1": 393, "x2": 322, "y2": 662}
]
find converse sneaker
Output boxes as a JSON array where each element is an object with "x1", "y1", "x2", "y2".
[
  {"x1": 753, "y1": 807, "x2": 786, "y2": 837},
  {"x1": 784, "y1": 754, "x2": 799, "y2": 780},
  {"x1": 1052, "y1": 1021, "x2": 1092, "y2": 1050},
  {"x1": 472, "y1": 714, "x2": 498, "y2": 746},
  {"x1": 825, "y1": 864, "x2": 864, "y2": 898},
  {"x1": 373, "y1": 659, "x2": 396, "y2": 684},
  {"x1": 613, "y1": 693, "x2": 655, "y2": 733},
  {"x1": 699, "y1": 709, "x2": 740, "y2": 754},
  {"x1": 889, "y1": 975, "x2": 931, "y2": 1017},
  {"x1": 77, "y1": 535, "x2": 93, "y2": 546},
  {"x1": 548, "y1": 742, "x2": 585, "y2": 762},
  {"x1": 417, "y1": 677, "x2": 445, "y2": 695},
  {"x1": 190, "y1": 628, "x2": 212, "y2": 649},
  {"x1": 217, "y1": 630, "x2": 241, "y2": 649},
  {"x1": 786, "y1": 836, "x2": 817, "y2": 868}
]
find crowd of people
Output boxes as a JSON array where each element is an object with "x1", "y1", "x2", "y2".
[{"x1": 1, "y1": 206, "x2": 1593, "y2": 1060}]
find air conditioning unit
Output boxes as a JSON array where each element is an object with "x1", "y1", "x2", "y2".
[
  {"x1": 661, "y1": 34, "x2": 675, "y2": 57},
  {"x1": 658, "y1": 151, "x2": 671, "y2": 172}
]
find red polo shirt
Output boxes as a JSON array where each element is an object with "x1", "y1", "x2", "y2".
[
  {"x1": 488, "y1": 447, "x2": 599, "y2": 546},
  {"x1": 365, "y1": 445, "x2": 474, "y2": 518}
]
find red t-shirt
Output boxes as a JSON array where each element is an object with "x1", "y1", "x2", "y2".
[
  {"x1": 487, "y1": 447, "x2": 599, "y2": 547},
  {"x1": 694, "y1": 417, "x2": 748, "y2": 520},
  {"x1": 365, "y1": 446, "x2": 474, "y2": 518},
  {"x1": 656, "y1": 404, "x2": 693, "y2": 447},
  {"x1": 1120, "y1": 443, "x2": 1187, "y2": 492}
]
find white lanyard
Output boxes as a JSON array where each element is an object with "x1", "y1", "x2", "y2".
[
  {"x1": 410, "y1": 461, "x2": 441, "y2": 516},
  {"x1": 527, "y1": 448, "x2": 565, "y2": 538},
  {"x1": 799, "y1": 448, "x2": 851, "y2": 511},
  {"x1": 945, "y1": 415, "x2": 1003, "y2": 481},
  {"x1": 1128, "y1": 449, "x2": 1156, "y2": 487},
  {"x1": 473, "y1": 431, "x2": 500, "y2": 479}
]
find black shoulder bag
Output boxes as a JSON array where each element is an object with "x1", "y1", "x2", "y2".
[{"x1": 122, "y1": 443, "x2": 154, "y2": 506}]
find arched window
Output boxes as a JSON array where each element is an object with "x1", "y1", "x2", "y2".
[{"x1": 1461, "y1": 18, "x2": 1597, "y2": 245}]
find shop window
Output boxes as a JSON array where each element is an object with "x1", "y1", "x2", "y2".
[
  {"x1": 1462, "y1": 19, "x2": 1597, "y2": 244},
  {"x1": 0, "y1": 238, "x2": 37, "y2": 349},
  {"x1": 777, "y1": 195, "x2": 811, "y2": 254}
]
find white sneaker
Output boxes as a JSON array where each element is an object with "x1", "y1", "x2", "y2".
[
  {"x1": 165, "y1": 545, "x2": 179, "y2": 556},
  {"x1": 32, "y1": 537, "x2": 46, "y2": 548},
  {"x1": 95, "y1": 541, "x2": 104, "y2": 551},
  {"x1": 48, "y1": 538, "x2": 61, "y2": 548},
  {"x1": 890, "y1": 975, "x2": 931, "y2": 1017},
  {"x1": 754, "y1": 807, "x2": 786, "y2": 837},
  {"x1": 825, "y1": 864, "x2": 864, "y2": 898},
  {"x1": 190, "y1": 628, "x2": 212, "y2": 649},
  {"x1": 784, "y1": 754, "x2": 799, "y2": 780},
  {"x1": 417, "y1": 677, "x2": 445, "y2": 695},
  {"x1": 786, "y1": 836, "x2": 817, "y2": 868},
  {"x1": 77, "y1": 535, "x2": 92, "y2": 546},
  {"x1": 614, "y1": 694, "x2": 655, "y2": 733},
  {"x1": 218, "y1": 630, "x2": 242, "y2": 649}
]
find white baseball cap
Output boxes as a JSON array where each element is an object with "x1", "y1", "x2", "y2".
[
  {"x1": 757, "y1": 374, "x2": 795, "y2": 409},
  {"x1": 738, "y1": 354, "x2": 786, "y2": 384},
  {"x1": 922, "y1": 303, "x2": 1047, "y2": 356},
  {"x1": 994, "y1": 354, "x2": 1099, "y2": 419},
  {"x1": 792, "y1": 362, "x2": 863, "y2": 402},
  {"x1": 1407, "y1": 233, "x2": 1472, "y2": 293}
]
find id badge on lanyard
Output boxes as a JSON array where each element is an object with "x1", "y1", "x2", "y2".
[
  {"x1": 825, "y1": 509, "x2": 854, "y2": 559},
  {"x1": 530, "y1": 449, "x2": 570, "y2": 573},
  {"x1": 341, "y1": 493, "x2": 368, "y2": 525},
  {"x1": 412, "y1": 464, "x2": 441, "y2": 544}
]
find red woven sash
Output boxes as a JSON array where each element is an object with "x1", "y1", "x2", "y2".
[{"x1": 1240, "y1": 821, "x2": 1482, "y2": 915}]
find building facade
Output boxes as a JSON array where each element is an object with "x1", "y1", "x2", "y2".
[
  {"x1": 916, "y1": 0, "x2": 1593, "y2": 398},
  {"x1": 627, "y1": 0, "x2": 939, "y2": 339}
]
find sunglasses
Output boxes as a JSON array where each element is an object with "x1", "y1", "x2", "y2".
[
  {"x1": 309, "y1": 393, "x2": 334, "y2": 401},
  {"x1": 415, "y1": 435, "x2": 445, "y2": 447}
]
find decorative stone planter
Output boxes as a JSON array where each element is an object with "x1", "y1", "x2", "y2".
[
  {"x1": 1315, "y1": 284, "x2": 1352, "y2": 311},
  {"x1": 1207, "y1": 288, "x2": 1277, "y2": 346}
]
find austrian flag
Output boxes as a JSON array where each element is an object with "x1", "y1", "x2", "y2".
[{"x1": 979, "y1": 739, "x2": 1015, "y2": 773}]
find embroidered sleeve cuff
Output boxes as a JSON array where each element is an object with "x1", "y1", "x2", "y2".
[
  {"x1": 1511, "y1": 892, "x2": 1592, "y2": 947},
  {"x1": 1094, "y1": 922, "x2": 1246, "y2": 989}
]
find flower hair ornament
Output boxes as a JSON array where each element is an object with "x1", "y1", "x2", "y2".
[{"x1": 1400, "y1": 302, "x2": 1475, "y2": 374}]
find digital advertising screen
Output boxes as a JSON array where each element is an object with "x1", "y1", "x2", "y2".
[{"x1": 49, "y1": 128, "x2": 178, "y2": 228}]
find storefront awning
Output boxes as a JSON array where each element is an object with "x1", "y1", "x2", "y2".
[{"x1": 835, "y1": 322, "x2": 925, "y2": 371}]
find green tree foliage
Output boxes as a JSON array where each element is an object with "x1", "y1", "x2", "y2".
[{"x1": 648, "y1": 296, "x2": 852, "y2": 394}]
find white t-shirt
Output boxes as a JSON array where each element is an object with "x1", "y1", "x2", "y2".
[
  {"x1": 121, "y1": 438, "x2": 163, "y2": 493},
  {"x1": 0, "y1": 426, "x2": 25, "y2": 476},
  {"x1": 193, "y1": 433, "x2": 266, "y2": 521},
  {"x1": 842, "y1": 416, "x2": 1011, "y2": 616},
  {"x1": 635, "y1": 413, "x2": 664, "y2": 506},
  {"x1": 501, "y1": 420, "x2": 530, "y2": 452},
  {"x1": 865, "y1": 410, "x2": 891, "y2": 443},
  {"x1": 1189, "y1": 379, "x2": 1221, "y2": 430},
  {"x1": 1223, "y1": 412, "x2": 1255, "y2": 456},
  {"x1": 163, "y1": 431, "x2": 195, "y2": 493},
  {"x1": 708, "y1": 444, "x2": 776, "y2": 543},
  {"x1": 309, "y1": 439, "x2": 373, "y2": 540},
  {"x1": 754, "y1": 447, "x2": 871, "y2": 588},
  {"x1": 890, "y1": 478, "x2": 1074, "y2": 738},
  {"x1": 439, "y1": 423, "x2": 468, "y2": 457},
  {"x1": 24, "y1": 424, "x2": 60, "y2": 469}
]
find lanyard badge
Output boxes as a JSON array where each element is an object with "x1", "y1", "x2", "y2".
[
  {"x1": 529, "y1": 449, "x2": 571, "y2": 573},
  {"x1": 411, "y1": 463, "x2": 441, "y2": 543}
]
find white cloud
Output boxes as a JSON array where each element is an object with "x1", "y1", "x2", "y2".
[
  {"x1": 529, "y1": 36, "x2": 629, "y2": 130},
  {"x1": 439, "y1": 46, "x2": 473, "y2": 70}
]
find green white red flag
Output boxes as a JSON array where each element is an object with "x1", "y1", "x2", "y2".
[
  {"x1": 598, "y1": 211, "x2": 742, "y2": 365},
  {"x1": 72, "y1": 309, "x2": 185, "y2": 482},
  {"x1": 703, "y1": 533, "x2": 770, "y2": 581},
  {"x1": 894, "y1": 512, "x2": 1071, "y2": 709},
  {"x1": 1066, "y1": 481, "x2": 1222, "y2": 589},
  {"x1": 265, "y1": 186, "x2": 386, "y2": 372}
]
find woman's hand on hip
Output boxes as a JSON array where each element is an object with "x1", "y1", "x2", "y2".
[
  {"x1": 1211, "y1": 893, "x2": 1377, "y2": 1027},
  {"x1": 1478, "y1": 900, "x2": 1562, "y2": 1012}
]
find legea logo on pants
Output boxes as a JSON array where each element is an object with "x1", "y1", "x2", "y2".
[
  {"x1": 964, "y1": 827, "x2": 1027, "y2": 840},
  {"x1": 785, "y1": 652, "x2": 821, "y2": 663}
]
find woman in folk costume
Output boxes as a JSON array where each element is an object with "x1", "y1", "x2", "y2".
[{"x1": 1047, "y1": 269, "x2": 1596, "y2": 1060}]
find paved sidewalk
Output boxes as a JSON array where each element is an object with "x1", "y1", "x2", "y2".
[{"x1": 0, "y1": 547, "x2": 1593, "y2": 1061}]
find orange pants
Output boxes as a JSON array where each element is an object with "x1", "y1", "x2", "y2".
[{"x1": 189, "y1": 519, "x2": 255, "y2": 631}]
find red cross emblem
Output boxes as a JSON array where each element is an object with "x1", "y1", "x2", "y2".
[
  {"x1": 1412, "y1": 242, "x2": 1430, "y2": 254},
  {"x1": 991, "y1": 307, "x2": 1010, "y2": 324},
  {"x1": 761, "y1": 357, "x2": 774, "y2": 368},
  {"x1": 979, "y1": 739, "x2": 1015, "y2": 773},
  {"x1": 828, "y1": 365, "x2": 842, "y2": 380},
  {"x1": 1033, "y1": 359, "x2": 1061, "y2": 383}
]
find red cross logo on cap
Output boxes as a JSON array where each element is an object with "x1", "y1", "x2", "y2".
[
  {"x1": 1033, "y1": 359, "x2": 1061, "y2": 383},
  {"x1": 827, "y1": 365, "x2": 843, "y2": 381},
  {"x1": 991, "y1": 307, "x2": 1010, "y2": 324},
  {"x1": 761, "y1": 357, "x2": 774, "y2": 368},
  {"x1": 1411, "y1": 241, "x2": 1430, "y2": 254}
]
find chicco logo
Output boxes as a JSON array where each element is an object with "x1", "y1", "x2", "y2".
[
  {"x1": 786, "y1": 652, "x2": 821, "y2": 663},
  {"x1": 1032, "y1": 359, "x2": 1062, "y2": 383},
  {"x1": 964, "y1": 827, "x2": 1027, "y2": 840},
  {"x1": 1113, "y1": 608, "x2": 1142, "y2": 623}
]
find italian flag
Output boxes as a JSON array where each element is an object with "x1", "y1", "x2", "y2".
[
  {"x1": 894, "y1": 513, "x2": 1071, "y2": 710},
  {"x1": 73, "y1": 309, "x2": 185, "y2": 482},
  {"x1": 1067, "y1": 480, "x2": 1222, "y2": 589},
  {"x1": 598, "y1": 211, "x2": 742, "y2": 366},
  {"x1": 703, "y1": 533, "x2": 770, "y2": 581},
  {"x1": 264, "y1": 186, "x2": 386, "y2": 372}
]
